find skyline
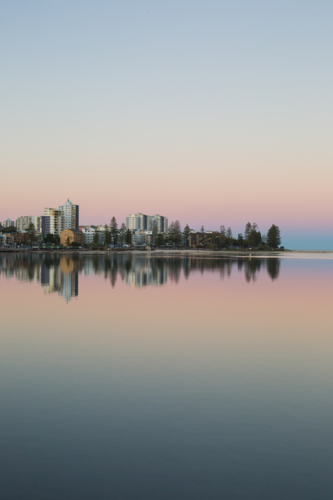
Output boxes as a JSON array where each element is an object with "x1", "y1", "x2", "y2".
[
  {"x1": 1, "y1": 1, "x2": 333, "y2": 249},
  {"x1": 1, "y1": 197, "x2": 331, "y2": 250}
]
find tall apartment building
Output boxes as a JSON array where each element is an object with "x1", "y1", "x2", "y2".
[
  {"x1": 148, "y1": 214, "x2": 168, "y2": 233},
  {"x1": 126, "y1": 213, "x2": 168, "y2": 233},
  {"x1": 3, "y1": 219, "x2": 15, "y2": 228},
  {"x1": 42, "y1": 209, "x2": 64, "y2": 236},
  {"x1": 59, "y1": 199, "x2": 79, "y2": 230},
  {"x1": 126, "y1": 213, "x2": 148, "y2": 231},
  {"x1": 16, "y1": 215, "x2": 42, "y2": 233}
]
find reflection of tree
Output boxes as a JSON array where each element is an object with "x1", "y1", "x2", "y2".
[
  {"x1": 1, "y1": 253, "x2": 281, "y2": 290},
  {"x1": 266, "y1": 259, "x2": 280, "y2": 280},
  {"x1": 244, "y1": 259, "x2": 263, "y2": 283},
  {"x1": 109, "y1": 254, "x2": 118, "y2": 288}
]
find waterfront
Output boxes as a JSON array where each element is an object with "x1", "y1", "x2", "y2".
[{"x1": 1, "y1": 253, "x2": 333, "y2": 499}]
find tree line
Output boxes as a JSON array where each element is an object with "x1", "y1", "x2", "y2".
[
  {"x1": 2, "y1": 218, "x2": 282, "y2": 250},
  {"x1": 166, "y1": 221, "x2": 281, "y2": 249}
]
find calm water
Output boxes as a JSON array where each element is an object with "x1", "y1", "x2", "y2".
[{"x1": 0, "y1": 252, "x2": 332, "y2": 500}]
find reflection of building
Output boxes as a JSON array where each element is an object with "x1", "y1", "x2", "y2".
[
  {"x1": 41, "y1": 256, "x2": 79, "y2": 303},
  {"x1": 41, "y1": 263, "x2": 62, "y2": 294},
  {"x1": 125, "y1": 257, "x2": 168, "y2": 288},
  {"x1": 60, "y1": 229, "x2": 84, "y2": 246}
]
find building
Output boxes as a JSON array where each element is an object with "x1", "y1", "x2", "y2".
[
  {"x1": 16, "y1": 216, "x2": 31, "y2": 232},
  {"x1": 81, "y1": 226, "x2": 103, "y2": 245},
  {"x1": 132, "y1": 231, "x2": 153, "y2": 246},
  {"x1": 60, "y1": 229, "x2": 84, "y2": 247},
  {"x1": 16, "y1": 215, "x2": 42, "y2": 233},
  {"x1": 0, "y1": 233, "x2": 10, "y2": 246},
  {"x1": 42, "y1": 209, "x2": 64, "y2": 236},
  {"x1": 189, "y1": 232, "x2": 206, "y2": 247},
  {"x1": 59, "y1": 199, "x2": 79, "y2": 230},
  {"x1": 3, "y1": 219, "x2": 15, "y2": 228},
  {"x1": 126, "y1": 213, "x2": 168, "y2": 233},
  {"x1": 147, "y1": 214, "x2": 168, "y2": 233},
  {"x1": 126, "y1": 213, "x2": 148, "y2": 231}
]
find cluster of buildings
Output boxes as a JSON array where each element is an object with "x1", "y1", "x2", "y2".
[
  {"x1": 1, "y1": 199, "x2": 82, "y2": 247},
  {"x1": 79, "y1": 213, "x2": 168, "y2": 247},
  {"x1": 1, "y1": 205, "x2": 170, "y2": 248}
]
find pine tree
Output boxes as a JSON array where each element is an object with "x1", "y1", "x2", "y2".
[
  {"x1": 174, "y1": 220, "x2": 182, "y2": 246},
  {"x1": 244, "y1": 222, "x2": 252, "y2": 243},
  {"x1": 104, "y1": 225, "x2": 111, "y2": 245},
  {"x1": 26, "y1": 223, "x2": 36, "y2": 248},
  {"x1": 125, "y1": 229, "x2": 132, "y2": 245},
  {"x1": 183, "y1": 224, "x2": 191, "y2": 247},
  {"x1": 267, "y1": 225, "x2": 281, "y2": 248},
  {"x1": 119, "y1": 223, "x2": 126, "y2": 246},
  {"x1": 110, "y1": 217, "x2": 118, "y2": 245}
]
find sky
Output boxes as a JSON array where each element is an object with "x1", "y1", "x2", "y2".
[{"x1": 1, "y1": 0, "x2": 332, "y2": 249}]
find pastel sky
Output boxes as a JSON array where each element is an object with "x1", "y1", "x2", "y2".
[{"x1": 1, "y1": 1, "x2": 332, "y2": 249}]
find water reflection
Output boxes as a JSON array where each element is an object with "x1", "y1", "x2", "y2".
[{"x1": 0, "y1": 253, "x2": 281, "y2": 301}]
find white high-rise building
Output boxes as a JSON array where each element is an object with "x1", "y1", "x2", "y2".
[
  {"x1": 59, "y1": 199, "x2": 79, "y2": 230},
  {"x1": 3, "y1": 219, "x2": 15, "y2": 228},
  {"x1": 126, "y1": 213, "x2": 148, "y2": 231},
  {"x1": 126, "y1": 213, "x2": 168, "y2": 233},
  {"x1": 147, "y1": 215, "x2": 168, "y2": 233}
]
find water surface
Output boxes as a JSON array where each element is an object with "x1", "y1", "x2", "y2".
[{"x1": 0, "y1": 253, "x2": 332, "y2": 499}]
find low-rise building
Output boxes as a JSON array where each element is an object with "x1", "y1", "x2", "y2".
[
  {"x1": 132, "y1": 231, "x2": 153, "y2": 246},
  {"x1": 0, "y1": 233, "x2": 9, "y2": 246},
  {"x1": 60, "y1": 229, "x2": 84, "y2": 247}
]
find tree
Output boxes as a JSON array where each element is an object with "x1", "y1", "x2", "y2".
[
  {"x1": 152, "y1": 221, "x2": 158, "y2": 235},
  {"x1": 119, "y1": 223, "x2": 126, "y2": 246},
  {"x1": 220, "y1": 225, "x2": 226, "y2": 247},
  {"x1": 201, "y1": 225, "x2": 205, "y2": 233},
  {"x1": 174, "y1": 220, "x2": 182, "y2": 246},
  {"x1": 125, "y1": 229, "x2": 132, "y2": 245},
  {"x1": 2, "y1": 225, "x2": 16, "y2": 233},
  {"x1": 267, "y1": 225, "x2": 281, "y2": 248},
  {"x1": 93, "y1": 231, "x2": 100, "y2": 245},
  {"x1": 244, "y1": 222, "x2": 252, "y2": 244},
  {"x1": 167, "y1": 221, "x2": 182, "y2": 246},
  {"x1": 167, "y1": 221, "x2": 175, "y2": 245},
  {"x1": 104, "y1": 225, "x2": 111, "y2": 245},
  {"x1": 70, "y1": 241, "x2": 80, "y2": 248},
  {"x1": 155, "y1": 233, "x2": 164, "y2": 246},
  {"x1": 237, "y1": 233, "x2": 244, "y2": 248},
  {"x1": 44, "y1": 233, "x2": 59, "y2": 245},
  {"x1": 26, "y1": 223, "x2": 36, "y2": 248},
  {"x1": 183, "y1": 224, "x2": 191, "y2": 247},
  {"x1": 66, "y1": 236, "x2": 71, "y2": 247},
  {"x1": 110, "y1": 217, "x2": 118, "y2": 245},
  {"x1": 226, "y1": 227, "x2": 233, "y2": 247}
]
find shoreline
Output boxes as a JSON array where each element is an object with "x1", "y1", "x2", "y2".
[{"x1": 1, "y1": 249, "x2": 332, "y2": 257}]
